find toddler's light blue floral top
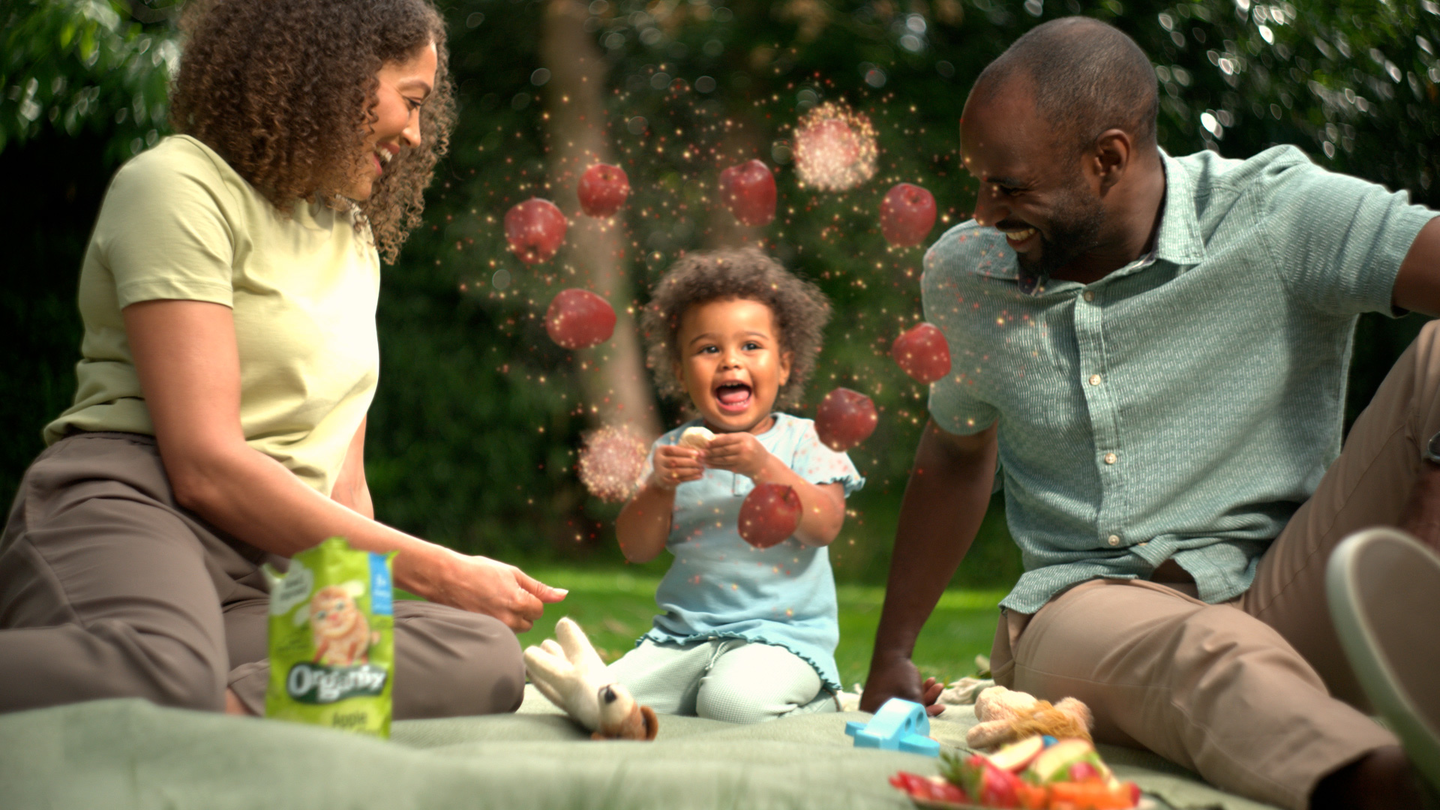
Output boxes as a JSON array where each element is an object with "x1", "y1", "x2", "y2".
[{"x1": 639, "y1": 413, "x2": 864, "y2": 692}]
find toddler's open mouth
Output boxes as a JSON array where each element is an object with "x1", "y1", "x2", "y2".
[{"x1": 714, "y1": 381, "x2": 753, "y2": 413}]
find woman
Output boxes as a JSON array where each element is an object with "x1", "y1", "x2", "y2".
[{"x1": 0, "y1": 0, "x2": 564, "y2": 718}]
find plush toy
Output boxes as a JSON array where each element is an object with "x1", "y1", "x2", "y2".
[
  {"x1": 523, "y1": 617, "x2": 658, "y2": 741},
  {"x1": 965, "y1": 686, "x2": 1093, "y2": 750}
]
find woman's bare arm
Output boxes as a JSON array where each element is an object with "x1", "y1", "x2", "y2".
[
  {"x1": 124, "y1": 299, "x2": 565, "y2": 629},
  {"x1": 331, "y1": 417, "x2": 374, "y2": 519}
]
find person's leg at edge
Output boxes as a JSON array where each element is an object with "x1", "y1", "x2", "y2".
[
  {"x1": 1243, "y1": 320, "x2": 1440, "y2": 808},
  {"x1": 995, "y1": 578, "x2": 1398, "y2": 810},
  {"x1": 0, "y1": 435, "x2": 231, "y2": 713},
  {"x1": 696, "y1": 641, "x2": 823, "y2": 724}
]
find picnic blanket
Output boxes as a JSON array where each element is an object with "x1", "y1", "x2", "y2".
[{"x1": 0, "y1": 688, "x2": 1280, "y2": 810}]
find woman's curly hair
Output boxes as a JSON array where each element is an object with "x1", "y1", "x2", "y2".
[
  {"x1": 640, "y1": 248, "x2": 831, "y2": 412},
  {"x1": 170, "y1": 0, "x2": 454, "y2": 263}
]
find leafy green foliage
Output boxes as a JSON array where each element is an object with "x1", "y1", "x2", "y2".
[{"x1": 1, "y1": 0, "x2": 179, "y2": 161}]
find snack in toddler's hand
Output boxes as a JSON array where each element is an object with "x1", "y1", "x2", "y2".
[
  {"x1": 266, "y1": 536, "x2": 395, "y2": 737},
  {"x1": 679, "y1": 426, "x2": 715, "y2": 449}
]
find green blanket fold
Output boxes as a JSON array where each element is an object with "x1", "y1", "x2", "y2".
[{"x1": 0, "y1": 697, "x2": 1278, "y2": 810}]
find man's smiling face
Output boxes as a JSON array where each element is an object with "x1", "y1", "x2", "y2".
[{"x1": 960, "y1": 79, "x2": 1106, "y2": 287}]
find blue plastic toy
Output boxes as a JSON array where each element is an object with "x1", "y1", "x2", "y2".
[{"x1": 845, "y1": 698, "x2": 941, "y2": 756}]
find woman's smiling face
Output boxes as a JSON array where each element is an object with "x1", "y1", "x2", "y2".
[
  {"x1": 674, "y1": 297, "x2": 792, "y2": 435},
  {"x1": 347, "y1": 41, "x2": 437, "y2": 200}
]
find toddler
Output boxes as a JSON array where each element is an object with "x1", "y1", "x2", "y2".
[{"x1": 610, "y1": 248, "x2": 864, "y2": 724}]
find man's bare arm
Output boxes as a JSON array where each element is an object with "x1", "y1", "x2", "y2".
[
  {"x1": 1390, "y1": 217, "x2": 1440, "y2": 316},
  {"x1": 860, "y1": 419, "x2": 998, "y2": 714}
]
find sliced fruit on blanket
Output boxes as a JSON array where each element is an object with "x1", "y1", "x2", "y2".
[
  {"x1": 1046, "y1": 778, "x2": 1143, "y2": 809},
  {"x1": 1025, "y1": 738, "x2": 1113, "y2": 785},
  {"x1": 947, "y1": 754, "x2": 1026, "y2": 808},
  {"x1": 889, "y1": 771, "x2": 969, "y2": 806},
  {"x1": 987, "y1": 735, "x2": 1046, "y2": 773}
]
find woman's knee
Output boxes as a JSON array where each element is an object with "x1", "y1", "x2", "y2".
[
  {"x1": 94, "y1": 626, "x2": 229, "y2": 712},
  {"x1": 394, "y1": 607, "x2": 525, "y2": 718}
]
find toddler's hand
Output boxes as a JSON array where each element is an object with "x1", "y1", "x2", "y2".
[
  {"x1": 702, "y1": 432, "x2": 772, "y2": 479},
  {"x1": 650, "y1": 444, "x2": 704, "y2": 491}
]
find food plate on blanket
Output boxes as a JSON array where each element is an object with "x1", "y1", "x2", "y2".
[{"x1": 890, "y1": 735, "x2": 1154, "y2": 810}]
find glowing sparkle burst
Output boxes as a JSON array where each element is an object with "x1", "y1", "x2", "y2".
[
  {"x1": 577, "y1": 425, "x2": 648, "y2": 502},
  {"x1": 792, "y1": 103, "x2": 877, "y2": 192}
]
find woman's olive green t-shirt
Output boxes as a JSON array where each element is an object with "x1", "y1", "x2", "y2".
[{"x1": 45, "y1": 135, "x2": 380, "y2": 497}]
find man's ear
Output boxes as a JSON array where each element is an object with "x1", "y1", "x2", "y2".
[{"x1": 1088, "y1": 128, "x2": 1132, "y2": 195}]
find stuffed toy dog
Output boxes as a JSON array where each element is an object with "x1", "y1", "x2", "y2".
[
  {"x1": 966, "y1": 685, "x2": 1093, "y2": 749},
  {"x1": 523, "y1": 617, "x2": 658, "y2": 741}
]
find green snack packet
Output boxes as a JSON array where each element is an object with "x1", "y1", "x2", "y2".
[{"x1": 265, "y1": 536, "x2": 395, "y2": 737}]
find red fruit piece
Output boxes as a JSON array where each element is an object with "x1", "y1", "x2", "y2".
[
  {"x1": 888, "y1": 772, "x2": 969, "y2": 805},
  {"x1": 891, "y1": 322, "x2": 951, "y2": 385},
  {"x1": 545, "y1": 288, "x2": 616, "y2": 349},
  {"x1": 577, "y1": 163, "x2": 630, "y2": 218},
  {"x1": 879, "y1": 182, "x2": 937, "y2": 247},
  {"x1": 814, "y1": 388, "x2": 878, "y2": 452},
  {"x1": 505, "y1": 198, "x2": 567, "y2": 264},
  {"x1": 737, "y1": 483, "x2": 801, "y2": 549},
  {"x1": 718, "y1": 159, "x2": 777, "y2": 227}
]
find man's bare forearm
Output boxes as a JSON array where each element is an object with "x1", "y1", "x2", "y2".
[{"x1": 861, "y1": 420, "x2": 997, "y2": 710}]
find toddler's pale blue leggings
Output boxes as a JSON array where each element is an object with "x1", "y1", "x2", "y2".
[{"x1": 606, "y1": 638, "x2": 836, "y2": 724}]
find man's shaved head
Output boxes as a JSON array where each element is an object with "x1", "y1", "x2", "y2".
[{"x1": 971, "y1": 17, "x2": 1158, "y2": 154}]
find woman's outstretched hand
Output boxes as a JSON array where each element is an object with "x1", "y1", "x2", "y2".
[{"x1": 403, "y1": 549, "x2": 567, "y2": 632}]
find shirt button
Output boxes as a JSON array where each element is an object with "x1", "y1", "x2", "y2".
[
  {"x1": 1107, "y1": 535, "x2": 1121, "y2": 546},
  {"x1": 1088, "y1": 374, "x2": 1102, "y2": 386},
  {"x1": 1104, "y1": 452, "x2": 1118, "y2": 465},
  {"x1": 1083, "y1": 291, "x2": 1095, "y2": 302}
]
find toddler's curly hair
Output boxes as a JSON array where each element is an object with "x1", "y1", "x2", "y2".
[{"x1": 641, "y1": 248, "x2": 830, "y2": 411}]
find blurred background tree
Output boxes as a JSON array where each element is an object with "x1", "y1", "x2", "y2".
[{"x1": 3, "y1": 0, "x2": 1436, "y2": 586}]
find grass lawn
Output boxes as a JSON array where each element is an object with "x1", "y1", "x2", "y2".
[{"x1": 516, "y1": 565, "x2": 1004, "y2": 690}]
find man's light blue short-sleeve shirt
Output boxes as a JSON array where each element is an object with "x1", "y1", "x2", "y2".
[
  {"x1": 638, "y1": 413, "x2": 865, "y2": 692},
  {"x1": 924, "y1": 146, "x2": 1438, "y2": 614}
]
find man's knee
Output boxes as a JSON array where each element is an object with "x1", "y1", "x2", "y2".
[
  {"x1": 1172, "y1": 606, "x2": 1323, "y2": 689},
  {"x1": 395, "y1": 609, "x2": 525, "y2": 718}
]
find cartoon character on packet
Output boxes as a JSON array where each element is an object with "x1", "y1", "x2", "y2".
[{"x1": 309, "y1": 583, "x2": 379, "y2": 666}]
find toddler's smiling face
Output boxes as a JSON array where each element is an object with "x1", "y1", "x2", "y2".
[{"x1": 674, "y1": 297, "x2": 792, "y2": 435}]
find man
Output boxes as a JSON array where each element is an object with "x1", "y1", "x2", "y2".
[{"x1": 860, "y1": 16, "x2": 1440, "y2": 810}]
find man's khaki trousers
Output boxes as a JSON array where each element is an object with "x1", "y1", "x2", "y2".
[
  {"x1": 991, "y1": 321, "x2": 1440, "y2": 810},
  {"x1": 0, "y1": 432, "x2": 525, "y2": 718}
]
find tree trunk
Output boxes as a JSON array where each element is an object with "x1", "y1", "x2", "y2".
[{"x1": 540, "y1": 0, "x2": 660, "y2": 440}]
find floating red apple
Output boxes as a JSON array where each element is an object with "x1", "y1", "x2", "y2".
[
  {"x1": 718, "y1": 159, "x2": 777, "y2": 227},
  {"x1": 815, "y1": 388, "x2": 878, "y2": 452},
  {"x1": 890, "y1": 322, "x2": 951, "y2": 384},
  {"x1": 577, "y1": 163, "x2": 630, "y2": 218},
  {"x1": 545, "y1": 288, "x2": 616, "y2": 349},
  {"x1": 879, "y1": 182, "x2": 937, "y2": 247},
  {"x1": 504, "y1": 197, "x2": 567, "y2": 264},
  {"x1": 738, "y1": 483, "x2": 802, "y2": 549}
]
